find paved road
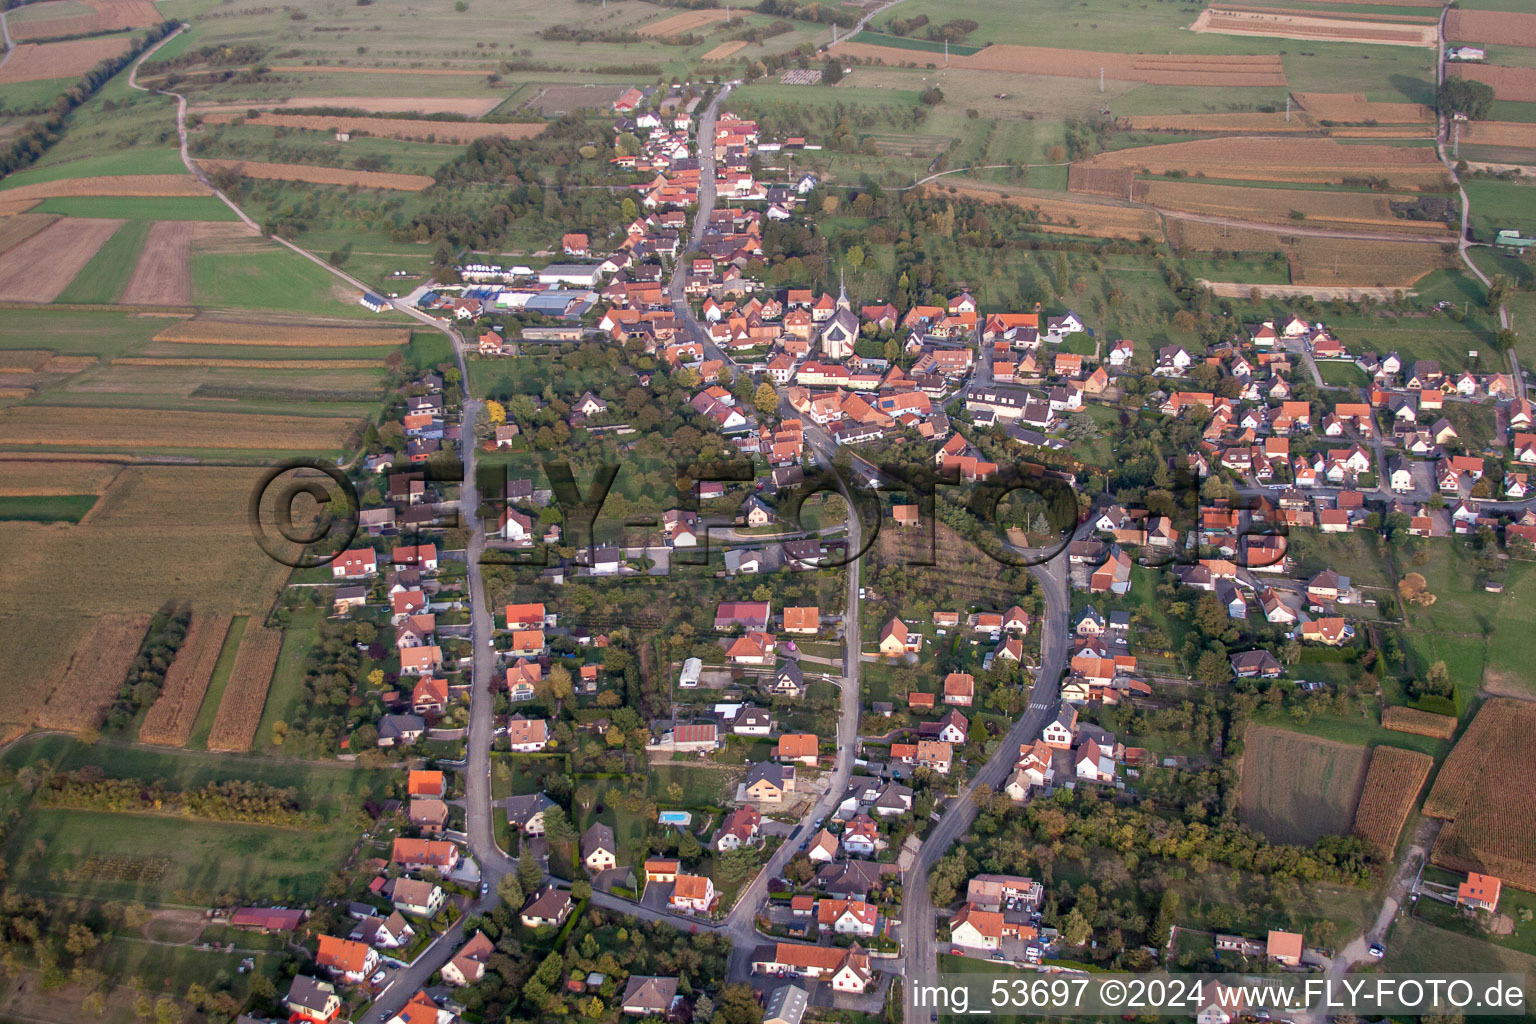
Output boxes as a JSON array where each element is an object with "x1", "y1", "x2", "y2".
[
  {"x1": 901, "y1": 543, "x2": 1072, "y2": 1021},
  {"x1": 669, "y1": 83, "x2": 735, "y2": 368}
]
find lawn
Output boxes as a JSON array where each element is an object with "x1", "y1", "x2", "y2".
[
  {"x1": 3, "y1": 806, "x2": 359, "y2": 904},
  {"x1": 0, "y1": 493, "x2": 98, "y2": 522},
  {"x1": 0, "y1": 148, "x2": 189, "y2": 190},
  {"x1": 647, "y1": 763, "x2": 740, "y2": 810},
  {"x1": 185, "y1": 614, "x2": 248, "y2": 749},
  {"x1": 1384, "y1": 915, "x2": 1536, "y2": 1009},
  {"x1": 1318, "y1": 360, "x2": 1370, "y2": 387},
  {"x1": 55, "y1": 220, "x2": 153, "y2": 305},
  {"x1": 253, "y1": 612, "x2": 319, "y2": 754},
  {"x1": 191, "y1": 245, "x2": 379, "y2": 317},
  {"x1": 32, "y1": 195, "x2": 240, "y2": 221},
  {"x1": 1330, "y1": 311, "x2": 1499, "y2": 374},
  {"x1": 1463, "y1": 177, "x2": 1536, "y2": 244}
]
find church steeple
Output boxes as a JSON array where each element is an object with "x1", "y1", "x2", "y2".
[{"x1": 836, "y1": 268, "x2": 850, "y2": 311}]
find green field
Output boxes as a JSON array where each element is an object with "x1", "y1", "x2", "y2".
[
  {"x1": 55, "y1": 220, "x2": 153, "y2": 305},
  {"x1": 33, "y1": 195, "x2": 240, "y2": 221},
  {"x1": 0, "y1": 149, "x2": 189, "y2": 190},
  {"x1": 0, "y1": 494, "x2": 99, "y2": 522},
  {"x1": 191, "y1": 245, "x2": 380, "y2": 316},
  {"x1": 1465, "y1": 177, "x2": 1536, "y2": 243},
  {"x1": 253, "y1": 612, "x2": 319, "y2": 754}
]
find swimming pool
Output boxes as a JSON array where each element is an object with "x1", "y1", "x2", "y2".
[{"x1": 657, "y1": 810, "x2": 692, "y2": 826}]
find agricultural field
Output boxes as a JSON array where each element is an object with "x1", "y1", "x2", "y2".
[
  {"x1": 119, "y1": 220, "x2": 193, "y2": 305},
  {"x1": 1382, "y1": 705, "x2": 1458, "y2": 739},
  {"x1": 943, "y1": 180, "x2": 1165, "y2": 241},
  {"x1": 1451, "y1": 64, "x2": 1536, "y2": 104},
  {"x1": 1078, "y1": 137, "x2": 1450, "y2": 186},
  {"x1": 206, "y1": 622, "x2": 283, "y2": 752},
  {"x1": 1238, "y1": 725, "x2": 1369, "y2": 843},
  {"x1": 0, "y1": 34, "x2": 137, "y2": 84},
  {"x1": 32, "y1": 615, "x2": 152, "y2": 733},
  {"x1": 1423, "y1": 699, "x2": 1536, "y2": 891},
  {"x1": 1191, "y1": 5, "x2": 1438, "y2": 47},
  {"x1": 1350, "y1": 745, "x2": 1433, "y2": 856},
  {"x1": 1134, "y1": 178, "x2": 1454, "y2": 234},
  {"x1": 54, "y1": 219, "x2": 153, "y2": 305},
  {"x1": 0, "y1": 218, "x2": 124, "y2": 302},
  {"x1": 202, "y1": 111, "x2": 547, "y2": 144},
  {"x1": 138, "y1": 613, "x2": 234, "y2": 746},
  {"x1": 7, "y1": 0, "x2": 162, "y2": 39},
  {"x1": 0, "y1": 405, "x2": 360, "y2": 452},
  {"x1": 196, "y1": 158, "x2": 435, "y2": 191},
  {"x1": 833, "y1": 41, "x2": 1290, "y2": 88}
]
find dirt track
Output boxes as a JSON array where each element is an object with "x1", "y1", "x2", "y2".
[
  {"x1": 0, "y1": 218, "x2": 123, "y2": 301},
  {"x1": 120, "y1": 221, "x2": 190, "y2": 306}
]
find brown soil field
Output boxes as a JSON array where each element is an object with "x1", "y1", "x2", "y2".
[
  {"x1": 267, "y1": 64, "x2": 491, "y2": 76},
  {"x1": 1451, "y1": 65, "x2": 1536, "y2": 104},
  {"x1": 1351, "y1": 746, "x2": 1434, "y2": 856},
  {"x1": 1211, "y1": 4, "x2": 1436, "y2": 23},
  {"x1": 941, "y1": 183, "x2": 1164, "y2": 241},
  {"x1": 831, "y1": 41, "x2": 1288, "y2": 86},
  {"x1": 0, "y1": 213, "x2": 61, "y2": 254},
  {"x1": 154, "y1": 319, "x2": 409, "y2": 347},
  {"x1": 10, "y1": 0, "x2": 162, "y2": 40},
  {"x1": 112, "y1": 356, "x2": 384, "y2": 369},
  {"x1": 0, "y1": 174, "x2": 206, "y2": 206},
  {"x1": 0, "y1": 349, "x2": 53, "y2": 372},
  {"x1": 0, "y1": 405, "x2": 360, "y2": 450},
  {"x1": 1078, "y1": 137, "x2": 1449, "y2": 186},
  {"x1": 1293, "y1": 92, "x2": 1433, "y2": 123},
  {"x1": 1448, "y1": 10, "x2": 1536, "y2": 48},
  {"x1": 0, "y1": 35, "x2": 135, "y2": 83},
  {"x1": 639, "y1": 8, "x2": 732, "y2": 36},
  {"x1": 1068, "y1": 164, "x2": 1134, "y2": 198},
  {"x1": 33, "y1": 614, "x2": 152, "y2": 732},
  {"x1": 1193, "y1": 7, "x2": 1436, "y2": 45},
  {"x1": 1136, "y1": 179, "x2": 1453, "y2": 234},
  {"x1": 199, "y1": 111, "x2": 545, "y2": 144},
  {"x1": 42, "y1": 354, "x2": 98, "y2": 371},
  {"x1": 1382, "y1": 705, "x2": 1458, "y2": 739},
  {"x1": 1122, "y1": 112, "x2": 1317, "y2": 132},
  {"x1": 138, "y1": 613, "x2": 232, "y2": 746},
  {"x1": 702, "y1": 40, "x2": 748, "y2": 61},
  {"x1": 0, "y1": 217, "x2": 123, "y2": 302},
  {"x1": 0, "y1": 458, "x2": 122, "y2": 495},
  {"x1": 1424, "y1": 699, "x2": 1536, "y2": 892},
  {"x1": 1463, "y1": 121, "x2": 1536, "y2": 149},
  {"x1": 197, "y1": 159, "x2": 434, "y2": 191},
  {"x1": 119, "y1": 221, "x2": 190, "y2": 306},
  {"x1": 191, "y1": 96, "x2": 505, "y2": 117},
  {"x1": 0, "y1": 386, "x2": 33, "y2": 398},
  {"x1": 205, "y1": 623, "x2": 282, "y2": 752}
]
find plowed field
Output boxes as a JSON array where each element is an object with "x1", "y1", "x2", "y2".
[
  {"x1": 1077, "y1": 137, "x2": 1448, "y2": 187},
  {"x1": 197, "y1": 160, "x2": 434, "y2": 191},
  {"x1": 153, "y1": 319, "x2": 409, "y2": 347},
  {"x1": 1192, "y1": 7, "x2": 1436, "y2": 46},
  {"x1": 0, "y1": 217, "x2": 123, "y2": 302},
  {"x1": 1447, "y1": 10, "x2": 1536, "y2": 48},
  {"x1": 1451, "y1": 65, "x2": 1536, "y2": 104},
  {"x1": 0, "y1": 405, "x2": 360, "y2": 450},
  {"x1": 640, "y1": 9, "x2": 732, "y2": 36},
  {"x1": 120, "y1": 221, "x2": 191, "y2": 306}
]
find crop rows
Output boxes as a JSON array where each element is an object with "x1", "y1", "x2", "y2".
[
  {"x1": 1424, "y1": 699, "x2": 1536, "y2": 891},
  {"x1": 206, "y1": 624, "x2": 283, "y2": 752},
  {"x1": 34, "y1": 615, "x2": 152, "y2": 732},
  {"x1": 1351, "y1": 746, "x2": 1433, "y2": 855},
  {"x1": 1382, "y1": 705, "x2": 1457, "y2": 739},
  {"x1": 138, "y1": 614, "x2": 233, "y2": 746},
  {"x1": 154, "y1": 320, "x2": 409, "y2": 347}
]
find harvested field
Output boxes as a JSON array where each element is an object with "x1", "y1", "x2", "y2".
[
  {"x1": 0, "y1": 36, "x2": 135, "y2": 83},
  {"x1": 42, "y1": 355, "x2": 98, "y2": 371},
  {"x1": 205, "y1": 623, "x2": 282, "y2": 752},
  {"x1": 1209, "y1": 4, "x2": 1436, "y2": 24},
  {"x1": 702, "y1": 40, "x2": 748, "y2": 61},
  {"x1": 111, "y1": 356, "x2": 383, "y2": 369},
  {"x1": 1382, "y1": 705, "x2": 1458, "y2": 739},
  {"x1": 1191, "y1": 7, "x2": 1436, "y2": 46},
  {"x1": 267, "y1": 64, "x2": 490, "y2": 76},
  {"x1": 639, "y1": 8, "x2": 731, "y2": 36},
  {"x1": 1424, "y1": 698, "x2": 1536, "y2": 892},
  {"x1": 1293, "y1": 92, "x2": 1433, "y2": 124},
  {"x1": 1462, "y1": 121, "x2": 1536, "y2": 150},
  {"x1": 0, "y1": 213, "x2": 61, "y2": 254},
  {"x1": 1136, "y1": 179, "x2": 1453, "y2": 234},
  {"x1": 119, "y1": 221, "x2": 190, "y2": 306},
  {"x1": 154, "y1": 319, "x2": 409, "y2": 347},
  {"x1": 1451, "y1": 65, "x2": 1536, "y2": 104},
  {"x1": 0, "y1": 217, "x2": 123, "y2": 302},
  {"x1": 1447, "y1": 10, "x2": 1536, "y2": 48},
  {"x1": 829, "y1": 41, "x2": 1288, "y2": 86},
  {"x1": 1351, "y1": 746, "x2": 1434, "y2": 856},
  {"x1": 196, "y1": 159, "x2": 433, "y2": 192},
  {"x1": 0, "y1": 458, "x2": 122, "y2": 495},
  {"x1": 0, "y1": 387, "x2": 33, "y2": 398},
  {"x1": 191, "y1": 96, "x2": 505, "y2": 117},
  {"x1": 138, "y1": 613, "x2": 232, "y2": 746},
  {"x1": 33, "y1": 614, "x2": 152, "y2": 732},
  {"x1": 1239, "y1": 725, "x2": 1369, "y2": 844},
  {"x1": 1121, "y1": 112, "x2": 1316, "y2": 133},
  {"x1": 0, "y1": 405, "x2": 360, "y2": 451},
  {"x1": 0, "y1": 174, "x2": 206, "y2": 205},
  {"x1": 942, "y1": 183, "x2": 1163, "y2": 241},
  {"x1": 1067, "y1": 165, "x2": 1134, "y2": 198},
  {"x1": 1078, "y1": 137, "x2": 1449, "y2": 187},
  {"x1": 198, "y1": 112, "x2": 545, "y2": 144},
  {"x1": 9, "y1": 0, "x2": 162, "y2": 40},
  {"x1": 525, "y1": 83, "x2": 633, "y2": 116}
]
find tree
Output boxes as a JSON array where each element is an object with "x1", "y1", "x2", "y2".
[
  {"x1": 753, "y1": 381, "x2": 779, "y2": 416},
  {"x1": 846, "y1": 245, "x2": 865, "y2": 271},
  {"x1": 548, "y1": 664, "x2": 573, "y2": 701},
  {"x1": 1150, "y1": 891, "x2": 1180, "y2": 948},
  {"x1": 543, "y1": 804, "x2": 577, "y2": 844},
  {"x1": 575, "y1": 784, "x2": 595, "y2": 811},
  {"x1": 621, "y1": 196, "x2": 637, "y2": 222},
  {"x1": 1060, "y1": 907, "x2": 1092, "y2": 946},
  {"x1": 714, "y1": 983, "x2": 761, "y2": 1024},
  {"x1": 498, "y1": 873, "x2": 524, "y2": 909},
  {"x1": 1398, "y1": 572, "x2": 1437, "y2": 607},
  {"x1": 485, "y1": 399, "x2": 506, "y2": 426},
  {"x1": 571, "y1": 879, "x2": 592, "y2": 900},
  {"x1": 677, "y1": 828, "x2": 702, "y2": 862},
  {"x1": 694, "y1": 993, "x2": 715, "y2": 1024},
  {"x1": 1196, "y1": 649, "x2": 1231, "y2": 686},
  {"x1": 517, "y1": 849, "x2": 543, "y2": 892},
  {"x1": 1438, "y1": 77, "x2": 1494, "y2": 120}
]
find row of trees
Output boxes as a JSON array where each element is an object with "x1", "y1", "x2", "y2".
[{"x1": 37, "y1": 770, "x2": 311, "y2": 828}]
